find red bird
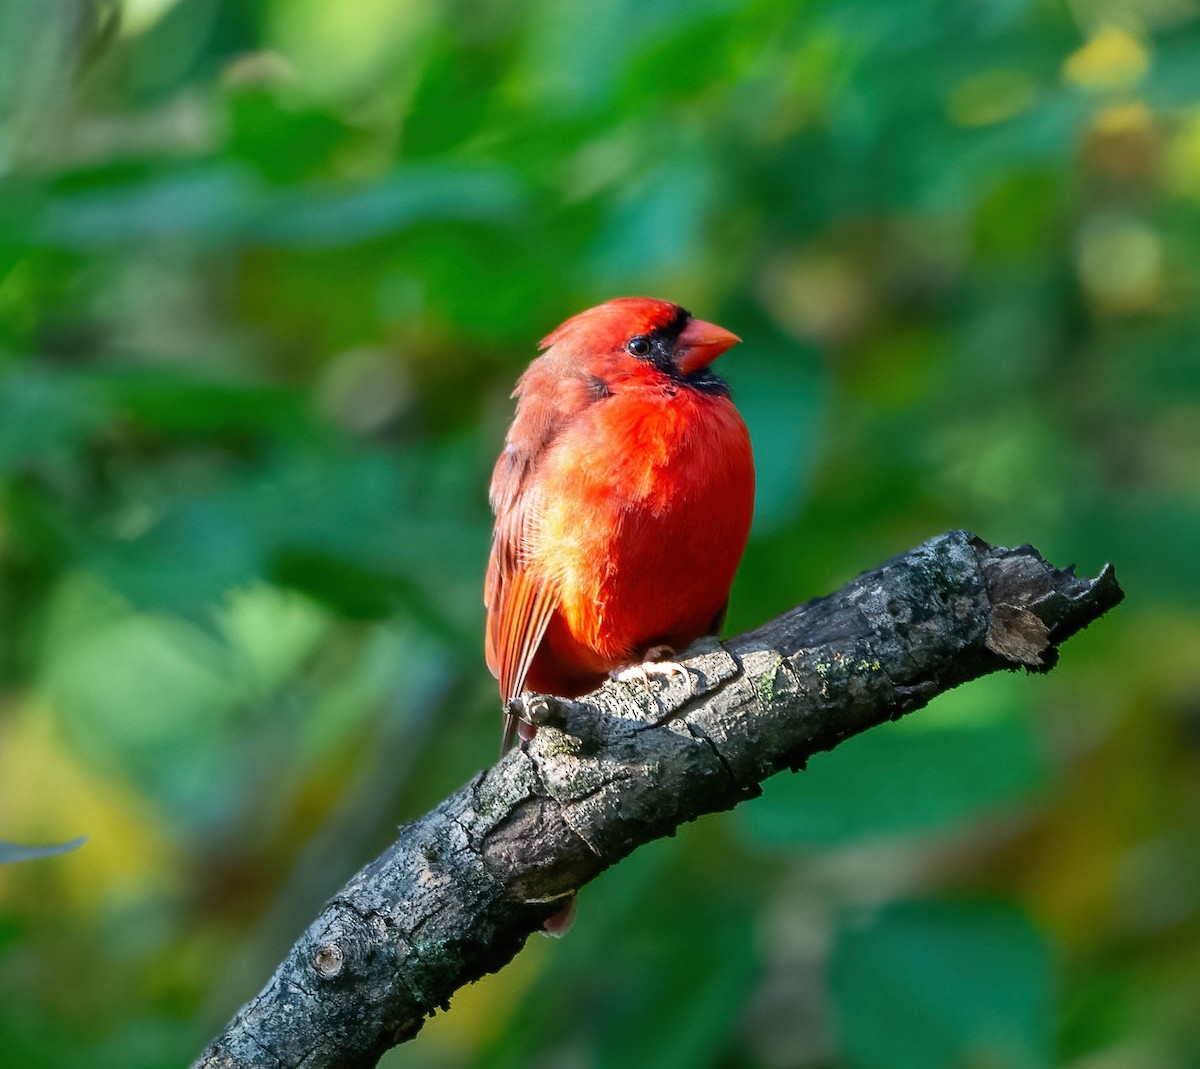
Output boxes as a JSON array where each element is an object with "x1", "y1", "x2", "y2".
[{"x1": 485, "y1": 297, "x2": 755, "y2": 749}]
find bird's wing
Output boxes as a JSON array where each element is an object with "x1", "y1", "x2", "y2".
[
  {"x1": 484, "y1": 486, "x2": 557, "y2": 707},
  {"x1": 485, "y1": 490, "x2": 559, "y2": 752},
  {"x1": 486, "y1": 353, "x2": 611, "y2": 749},
  {"x1": 485, "y1": 356, "x2": 592, "y2": 744}
]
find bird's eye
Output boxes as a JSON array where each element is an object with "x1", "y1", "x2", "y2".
[{"x1": 626, "y1": 336, "x2": 651, "y2": 357}]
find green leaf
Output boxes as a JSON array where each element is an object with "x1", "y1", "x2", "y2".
[
  {"x1": 740, "y1": 689, "x2": 1045, "y2": 847},
  {"x1": 0, "y1": 365, "x2": 105, "y2": 474},
  {"x1": 481, "y1": 841, "x2": 759, "y2": 1069},
  {"x1": 729, "y1": 333, "x2": 826, "y2": 534},
  {"x1": 830, "y1": 900, "x2": 1054, "y2": 1069},
  {"x1": 94, "y1": 369, "x2": 305, "y2": 435},
  {"x1": 32, "y1": 164, "x2": 526, "y2": 250},
  {"x1": 588, "y1": 159, "x2": 713, "y2": 287}
]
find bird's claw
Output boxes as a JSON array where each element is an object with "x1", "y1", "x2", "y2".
[
  {"x1": 611, "y1": 646, "x2": 695, "y2": 695},
  {"x1": 507, "y1": 692, "x2": 567, "y2": 729},
  {"x1": 502, "y1": 693, "x2": 569, "y2": 751},
  {"x1": 501, "y1": 695, "x2": 566, "y2": 729}
]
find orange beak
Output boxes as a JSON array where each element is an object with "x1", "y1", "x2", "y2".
[{"x1": 674, "y1": 316, "x2": 741, "y2": 375}]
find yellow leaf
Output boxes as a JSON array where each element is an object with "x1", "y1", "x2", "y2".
[
  {"x1": 1064, "y1": 25, "x2": 1150, "y2": 92},
  {"x1": 0, "y1": 703, "x2": 177, "y2": 914},
  {"x1": 1165, "y1": 109, "x2": 1200, "y2": 200}
]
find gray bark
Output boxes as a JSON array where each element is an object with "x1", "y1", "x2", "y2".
[{"x1": 193, "y1": 530, "x2": 1123, "y2": 1069}]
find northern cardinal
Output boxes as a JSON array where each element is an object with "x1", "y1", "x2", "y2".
[{"x1": 485, "y1": 297, "x2": 755, "y2": 750}]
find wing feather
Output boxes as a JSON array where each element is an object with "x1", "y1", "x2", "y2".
[
  {"x1": 485, "y1": 487, "x2": 559, "y2": 751},
  {"x1": 485, "y1": 513, "x2": 557, "y2": 704},
  {"x1": 485, "y1": 346, "x2": 608, "y2": 748}
]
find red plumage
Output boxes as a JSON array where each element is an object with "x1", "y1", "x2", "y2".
[{"x1": 485, "y1": 297, "x2": 755, "y2": 748}]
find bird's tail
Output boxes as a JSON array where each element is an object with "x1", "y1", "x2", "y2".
[{"x1": 500, "y1": 710, "x2": 520, "y2": 755}]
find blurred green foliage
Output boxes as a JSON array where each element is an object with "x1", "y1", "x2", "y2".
[{"x1": 0, "y1": 0, "x2": 1197, "y2": 1066}]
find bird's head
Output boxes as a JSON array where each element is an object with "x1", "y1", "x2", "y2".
[{"x1": 540, "y1": 297, "x2": 741, "y2": 382}]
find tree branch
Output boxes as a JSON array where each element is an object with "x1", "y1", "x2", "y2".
[{"x1": 193, "y1": 530, "x2": 1123, "y2": 1069}]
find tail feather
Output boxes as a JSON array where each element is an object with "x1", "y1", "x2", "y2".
[{"x1": 501, "y1": 710, "x2": 520, "y2": 755}]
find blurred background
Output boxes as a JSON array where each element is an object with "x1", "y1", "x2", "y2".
[{"x1": 0, "y1": 0, "x2": 1197, "y2": 1066}]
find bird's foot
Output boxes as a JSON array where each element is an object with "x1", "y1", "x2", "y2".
[
  {"x1": 508, "y1": 692, "x2": 568, "y2": 728},
  {"x1": 504, "y1": 693, "x2": 568, "y2": 749},
  {"x1": 611, "y1": 645, "x2": 694, "y2": 694}
]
